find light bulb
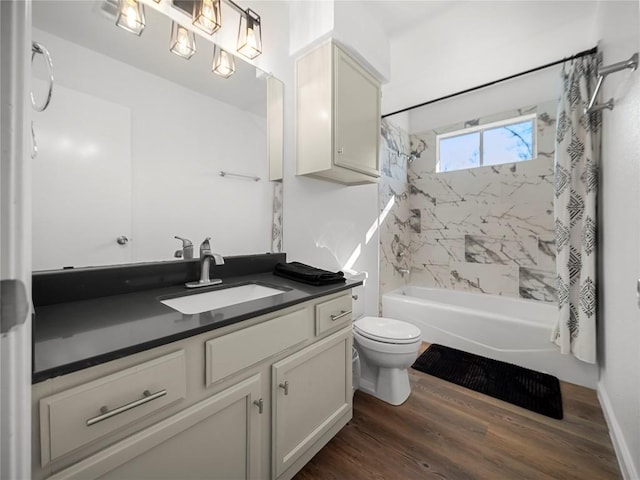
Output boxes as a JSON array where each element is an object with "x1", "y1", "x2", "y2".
[
  {"x1": 193, "y1": 0, "x2": 220, "y2": 35},
  {"x1": 246, "y1": 27, "x2": 257, "y2": 50},
  {"x1": 116, "y1": 0, "x2": 145, "y2": 36},
  {"x1": 218, "y1": 58, "x2": 232, "y2": 76},
  {"x1": 124, "y1": 6, "x2": 136, "y2": 28},
  {"x1": 237, "y1": 9, "x2": 261, "y2": 59},
  {"x1": 212, "y1": 47, "x2": 235, "y2": 78},
  {"x1": 170, "y1": 22, "x2": 196, "y2": 59},
  {"x1": 177, "y1": 29, "x2": 189, "y2": 51}
]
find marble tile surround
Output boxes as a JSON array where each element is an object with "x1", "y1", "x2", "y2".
[
  {"x1": 379, "y1": 101, "x2": 558, "y2": 304},
  {"x1": 272, "y1": 182, "x2": 283, "y2": 253},
  {"x1": 379, "y1": 119, "x2": 412, "y2": 305}
]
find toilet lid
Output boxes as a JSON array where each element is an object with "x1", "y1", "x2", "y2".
[{"x1": 354, "y1": 316, "x2": 421, "y2": 344}]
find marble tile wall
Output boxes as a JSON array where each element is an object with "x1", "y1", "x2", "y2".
[
  {"x1": 380, "y1": 101, "x2": 558, "y2": 305},
  {"x1": 272, "y1": 182, "x2": 283, "y2": 253},
  {"x1": 379, "y1": 118, "x2": 412, "y2": 302}
]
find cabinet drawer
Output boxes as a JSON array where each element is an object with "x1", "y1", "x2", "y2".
[
  {"x1": 39, "y1": 350, "x2": 187, "y2": 466},
  {"x1": 205, "y1": 308, "x2": 309, "y2": 387},
  {"x1": 315, "y1": 294, "x2": 352, "y2": 336}
]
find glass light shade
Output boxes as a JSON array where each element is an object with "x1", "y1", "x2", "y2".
[
  {"x1": 116, "y1": 0, "x2": 146, "y2": 36},
  {"x1": 237, "y1": 9, "x2": 262, "y2": 59},
  {"x1": 212, "y1": 46, "x2": 235, "y2": 78},
  {"x1": 193, "y1": 0, "x2": 221, "y2": 35},
  {"x1": 170, "y1": 22, "x2": 196, "y2": 59}
]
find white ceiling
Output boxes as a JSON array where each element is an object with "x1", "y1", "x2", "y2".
[{"x1": 32, "y1": 0, "x2": 267, "y2": 116}]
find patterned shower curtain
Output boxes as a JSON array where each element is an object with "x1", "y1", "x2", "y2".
[{"x1": 552, "y1": 56, "x2": 600, "y2": 364}]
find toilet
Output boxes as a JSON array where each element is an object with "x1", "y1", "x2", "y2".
[{"x1": 350, "y1": 283, "x2": 422, "y2": 406}]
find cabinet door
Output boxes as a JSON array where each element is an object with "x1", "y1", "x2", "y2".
[
  {"x1": 333, "y1": 45, "x2": 381, "y2": 178},
  {"x1": 48, "y1": 375, "x2": 262, "y2": 480},
  {"x1": 272, "y1": 327, "x2": 352, "y2": 478}
]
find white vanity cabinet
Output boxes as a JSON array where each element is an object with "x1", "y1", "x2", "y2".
[
  {"x1": 45, "y1": 375, "x2": 262, "y2": 480},
  {"x1": 296, "y1": 41, "x2": 381, "y2": 185},
  {"x1": 33, "y1": 291, "x2": 354, "y2": 480},
  {"x1": 272, "y1": 328, "x2": 352, "y2": 479}
]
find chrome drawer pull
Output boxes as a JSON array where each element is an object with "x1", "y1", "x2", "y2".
[
  {"x1": 279, "y1": 381, "x2": 289, "y2": 395},
  {"x1": 86, "y1": 389, "x2": 167, "y2": 426},
  {"x1": 330, "y1": 309, "x2": 352, "y2": 322}
]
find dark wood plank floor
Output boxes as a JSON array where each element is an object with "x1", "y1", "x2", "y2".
[{"x1": 295, "y1": 344, "x2": 621, "y2": 480}]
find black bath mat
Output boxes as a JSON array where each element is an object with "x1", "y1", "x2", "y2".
[{"x1": 412, "y1": 344, "x2": 563, "y2": 419}]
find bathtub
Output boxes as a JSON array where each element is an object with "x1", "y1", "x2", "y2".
[{"x1": 382, "y1": 286, "x2": 597, "y2": 388}]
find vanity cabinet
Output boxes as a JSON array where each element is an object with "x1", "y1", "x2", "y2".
[
  {"x1": 46, "y1": 375, "x2": 262, "y2": 480},
  {"x1": 33, "y1": 291, "x2": 353, "y2": 480},
  {"x1": 272, "y1": 328, "x2": 352, "y2": 479},
  {"x1": 296, "y1": 41, "x2": 381, "y2": 185}
]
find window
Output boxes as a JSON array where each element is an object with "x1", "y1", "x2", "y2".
[{"x1": 437, "y1": 114, "x2": 536, "y2": 172}]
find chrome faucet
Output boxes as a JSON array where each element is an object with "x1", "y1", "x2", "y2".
[
  {"x1": 185, "y1": 237, "x2": 225, "y2": 288},
  {"x1": 174, "y1": 236, "x2": 194, "y2": 259}
]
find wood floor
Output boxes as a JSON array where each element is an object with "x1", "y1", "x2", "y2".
[{"x1": 295, "y1": 344, "x2": 621, "y2": 480}]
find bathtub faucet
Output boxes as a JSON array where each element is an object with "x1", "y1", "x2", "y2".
[{"x1": 398, "y1": 268, "x2": 410, "y2": 277}]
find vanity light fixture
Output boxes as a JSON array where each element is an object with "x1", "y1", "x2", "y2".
[
  {"x1": 212, "y1": 46, "x2": 235, "y2": 78},
  {"x1": 170, "y1": 21, "x2": 197, "y2": 59},
  {"x1": 116, "y1": 0, "x2": 146, "y2": 36},
  {"x1": 236, "y1": 8, "x2": 261, "y2": 59},
  {"x1": 113, "y1": 0, "x2": 263, "y2": 72},
  {"x1": 192, "y1": 0, "x2": 221, "y2": 35}
]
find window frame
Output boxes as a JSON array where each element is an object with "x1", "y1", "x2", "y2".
[{"x1": 435, "y1": 113, "x2": 537, "y2": 173}]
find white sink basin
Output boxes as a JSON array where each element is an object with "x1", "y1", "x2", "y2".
[{"x1": 161, "y1": 283, "x2": 288, "y2": 315}]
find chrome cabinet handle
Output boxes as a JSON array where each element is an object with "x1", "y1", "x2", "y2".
[
  {"x1": 253, "y1": 398, "x2": 264, "y2": 414},
  {"x1": 337, "y1": 147, "x2": 344, "y2": 155},
  {"x1": 86, "y1": 389, "x2": 167, "y2": 426},
  {"x1": 330, "y1": 310, "x2": 352, "y2": 322},
  {"x1": 278, "y1": 381, "x2": 289, "y2": 396}
]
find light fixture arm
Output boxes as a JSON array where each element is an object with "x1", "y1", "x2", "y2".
[{"x1": 221, "y1": 0, "x2": 246, "y2": 17}]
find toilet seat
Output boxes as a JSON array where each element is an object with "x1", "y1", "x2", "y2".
[{"x1": 354, "y1": 316, "x2": 421, "y2": 345}]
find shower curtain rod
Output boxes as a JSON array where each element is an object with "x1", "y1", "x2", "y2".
[{"x1": 382, "y1": 46, "x2": 598, "y2": 118}]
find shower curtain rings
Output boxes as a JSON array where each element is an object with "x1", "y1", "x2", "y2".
[{"x1": 31, "y1": 41, "x2": 53, "y2": 112}]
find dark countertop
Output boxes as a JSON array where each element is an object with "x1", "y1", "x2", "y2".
[{"x1": 33, "y1": 255, "x2": 361, "y2": 383}]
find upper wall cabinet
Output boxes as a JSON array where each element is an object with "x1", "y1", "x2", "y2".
[{"x1": 296, "y1": 42, "x2": 381, "y2": 185}]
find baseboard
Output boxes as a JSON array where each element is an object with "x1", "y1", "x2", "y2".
[{"x1": 597, "y1": 382, "x2": 639, "y2": 480}]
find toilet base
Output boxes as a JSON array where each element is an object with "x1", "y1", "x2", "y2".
[{"x1": 357, "y1": 367, "x2": 411, "y2": 406}]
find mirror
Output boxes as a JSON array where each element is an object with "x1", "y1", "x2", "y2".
[{"x1": 31, "y1": 0, "x2": 283, "y2": 271}]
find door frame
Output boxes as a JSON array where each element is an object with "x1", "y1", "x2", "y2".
[{"x1": 1, "y1": 0, "x2": 33, "y2": 478}]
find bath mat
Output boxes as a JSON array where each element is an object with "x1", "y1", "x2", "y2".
[{"x1": 412, "y1": 344, "x2": 563, "y2": 419}]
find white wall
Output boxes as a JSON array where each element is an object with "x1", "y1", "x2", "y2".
[
  {"x1": 288, "y1": 0, "x2": 390, "y2": 81},
  {"x1": 279, "y1": 1, "x2": 391, "y2": 316},
  {"x1": 596, "y1": 1, "x2": 640, "y2": 478},
  {"x1": 31, "y1": 28, "x2": 272, "y2": 270},
  {"x1": 383, "y1": 0, "x2": 599, "y2": 115}
]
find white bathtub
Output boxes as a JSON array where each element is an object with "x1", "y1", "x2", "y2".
[{"x1": 382, "y1": 285, "x2": 597, "y2": 388}]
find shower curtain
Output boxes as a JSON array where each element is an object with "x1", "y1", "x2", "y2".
[{"x1": 552, "y1": 56, "x2": 600, "y2": 364}]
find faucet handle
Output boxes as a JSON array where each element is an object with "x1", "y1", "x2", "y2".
[
  {"x1": 200, "y1": 237, "x2": 212, "y2": 255},
  {"x1": 174, "y1": 236, "x2": 193, "y2": 247},
  {"x1": 175, "y1": 236, "x2": 194, "y2": 259}
]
